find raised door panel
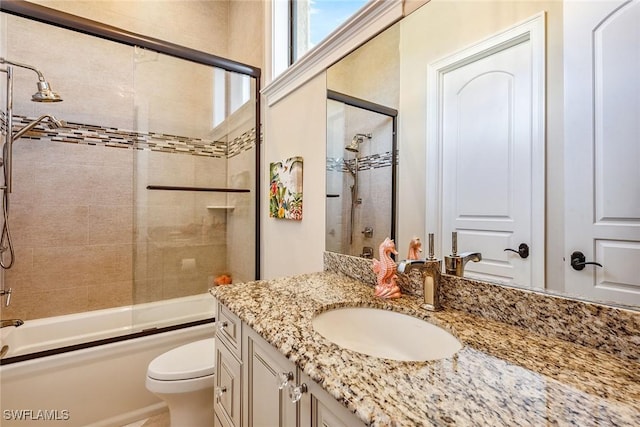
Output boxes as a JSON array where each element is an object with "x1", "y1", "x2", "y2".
[
  {"x1": 245, "y1": 330, "x2": 297, "y2": 427},
  {"x1": 564, "y1": 0, "x2": 640, "y2": 306},
  {"x1": 215, "y1": 341, "x2": 242, "y2": 427},
  {"x1": 299, "y1": 372, "x2": 366, "y2": 427},
  {"x1": 313, "y1": 398, "x2": 350, "y2": 427}
]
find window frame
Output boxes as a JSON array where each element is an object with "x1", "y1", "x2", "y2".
[{"x1": 263, "y1": 0, "x2": 403, "y2": 106}]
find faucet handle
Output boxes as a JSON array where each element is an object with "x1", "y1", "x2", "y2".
[{"x1": 0, "y1": 288, "x2": 11, "y2": 307}]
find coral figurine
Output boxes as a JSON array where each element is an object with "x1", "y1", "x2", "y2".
[
  {"x1": 372, "y1": 237, "x2": 402, "y2": 299},
  {"x1": 408, "y1": 237, "x2": 422, "y2": 260},
  {"x1": 214, "y1": 274, "x2": 232, "y2": 285}
]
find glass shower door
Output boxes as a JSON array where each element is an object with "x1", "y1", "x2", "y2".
[{"x1": 132, "y1": 48, "x2": 257, "y2": 329}]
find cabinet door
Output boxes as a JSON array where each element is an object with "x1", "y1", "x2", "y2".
[
  {"x1": 299, "y1": 373, "x2": 365, "y2": 427},
  {"x1": 244, "y1": 328, "x2": 297, "y2": 427},
  {"x1": 564, "y1": 0, "x2": 640, "y2": 306},
  {"x1": 215, "y1": 341, "x2": 242, "y2": 427}
]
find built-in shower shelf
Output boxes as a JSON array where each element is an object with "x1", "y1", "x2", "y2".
[{"x1": 206, "y1": 206, "x2": 235, "y2": 211}]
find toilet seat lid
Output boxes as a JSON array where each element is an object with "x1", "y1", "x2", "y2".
[{"x1": 148, "y1": 338, "x2": 216, "y2": 381}]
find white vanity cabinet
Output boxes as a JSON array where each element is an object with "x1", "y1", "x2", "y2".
[{"x1": 216, "y1": 302, "x2": 364, "y2": 427}]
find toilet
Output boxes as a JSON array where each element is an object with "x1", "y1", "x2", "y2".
[{"x1": 146, "y1": 338, "x2": 216, "y2": 427}]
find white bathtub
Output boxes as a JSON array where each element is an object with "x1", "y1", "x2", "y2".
[{"x1": 0, "y1": 293, "x2": 217, "y2": 427}]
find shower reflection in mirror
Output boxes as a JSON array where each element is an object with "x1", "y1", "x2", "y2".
[{"x1": 326, "y1": 90, "x2": 397, "y2": 259}]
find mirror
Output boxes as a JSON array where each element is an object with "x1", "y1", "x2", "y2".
[
  {"x1": 326, "y1": 21, "x2": 399, "y2": 259},
  {"x1": 326, "y1": 90, "x2": 397, "y2": 259},
  {"x1": 325, "y1": 20, "x2": 399, "y2": 258},
  {"x1": 326, "y1": 0, "x2": 640, "y2": 310}
]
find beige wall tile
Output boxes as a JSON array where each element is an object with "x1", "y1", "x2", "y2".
[
  {"x1": 133, "y1": 278, "x2": 163, "y2": 304},
  {"x1": 88, "y1": 280, "x2": 133, "y2": 311},
  {"x1": 88, "y1": 205, "x2": 133, "y2": 246},
  {"x1": 25, "y1": 287, "x2": 89, "y2": 319},
  {"x1": 30, "y1": 246, "x2": 90, "y2": 292},
  {"x1": 84, "y1": 244, "x2": 133, "y2": 286}
]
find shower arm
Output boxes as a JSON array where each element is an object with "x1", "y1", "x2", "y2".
[{"x1": 0, "y1": 58, "x2": 46, "y2": 82}]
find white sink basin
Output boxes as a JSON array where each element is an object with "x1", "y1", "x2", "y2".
[{"x1": 312, "y1": 307, "x2": 462, "y2": 362}]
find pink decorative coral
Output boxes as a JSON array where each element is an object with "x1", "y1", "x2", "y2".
[{"x1": 372, "y1": 237, "x2": 402, "y2": 299}]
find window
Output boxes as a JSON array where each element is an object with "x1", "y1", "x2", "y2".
[
  {"x1": 290, "y1": 0, "x2": 369, "y2": 63},
  {"x1": 266, "y1": 0, "x2": 402, "y2": 102},
  {"x1": 212, "y1": 70, "x2": 251, "y2": 129}
]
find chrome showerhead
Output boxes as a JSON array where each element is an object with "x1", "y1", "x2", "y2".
[
  {"x1": 46, "y1": 115, "x2": 66, "y2": 128},
  {"x1": 345, "y1": 133, "x2": 372, "y2": 153},
  {"x1": 0, "y1": 57, "x2": 63, "y2": 102},
  {"x1": 32, "y1": 80, "x2": 63, "y2": 102},
  {"x1": 345, "y1": 142, "x2": 359, "y2": 153}
]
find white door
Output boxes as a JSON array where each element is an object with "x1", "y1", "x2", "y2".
[
  {"x1": 564, "y1": 0, "x2": 640, "y2": 306},
  {"x1": 428, "y1": 15, "x2": 545, "y2": 289}
]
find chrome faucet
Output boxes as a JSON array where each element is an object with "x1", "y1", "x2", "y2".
[
  {"x1": 397, "y1": 234, "x2": 442, "y2": 311},
  {"x1": 1, "y1": 319, "x2": 23, "y2": 328},
  {"x1": 444, "y1": 232, "x2": 481, "y2": 276}
]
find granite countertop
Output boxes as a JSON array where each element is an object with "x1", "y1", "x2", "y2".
[{"x1": 210, "y1": 272, "x2": 640, "y2": 426}]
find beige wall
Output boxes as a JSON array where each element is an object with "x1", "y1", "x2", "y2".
[
  {"x1": 25, "y1": 0, "x2": 263, "y2": 68},
  {"x1": 327, "y1": 22, "x2": 400, "y2": 109},
  {"x1": 261, "y1": 74, "x2": 327, "y2": 279},
  {"x1": 27, "y1": 0, "x2": 231, "y2": 58}
]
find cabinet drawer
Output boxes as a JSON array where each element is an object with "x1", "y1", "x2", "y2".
[
  {"x1": 215, "y1": 341, "x2": 242, "y2": 427},
  {"x1": 218, "y1": 303, "x2": 242, "y2": 358}
]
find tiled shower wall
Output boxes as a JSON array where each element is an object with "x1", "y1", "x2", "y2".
[
  {"x1": 2, "y1": 118, "x2": 255, "y2": 320},
  {"x1": 326, "y1": 102, "x2": 394, "y2": 257},
  {"x1": 0, "y1": 3, "x2": 260, "y2": 320},
  {"x1": 4, "y1": 129, "x2": 135, "y2": 319}
]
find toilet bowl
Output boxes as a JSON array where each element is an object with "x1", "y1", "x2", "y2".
[{"x1": 146, "y1": 338, "x2": 216, "y2": 427}]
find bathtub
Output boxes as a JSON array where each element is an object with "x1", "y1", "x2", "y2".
[{"x1": 0, "y1": 293, "x2": 217, "y2": 427}]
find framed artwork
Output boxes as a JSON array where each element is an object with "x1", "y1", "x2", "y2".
[{"x1": 269, "y1": 156, "x2": 303, "y2": 220}]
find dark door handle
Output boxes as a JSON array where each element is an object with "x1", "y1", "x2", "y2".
[
  {"x1": 570, "y1": 251, "x2": 603, "y2": 271},
  {"x1": 504, "y1": 243, "x2": 529, "y2": 259}
]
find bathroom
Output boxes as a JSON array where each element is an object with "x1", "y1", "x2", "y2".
[{"x1": 2, "y1": 0, "x2": 639, "y2": 426}]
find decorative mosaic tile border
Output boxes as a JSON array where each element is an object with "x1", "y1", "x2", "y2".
[
  {"x1": 326, "y1": 150, "x2": 394, "y2": 173},
  {"x1": 12, "y1": 115, "x2": 255, "y2": 158},
  {"x1": 323, "y1": 251, "x2": 640, "y2": 362}
]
